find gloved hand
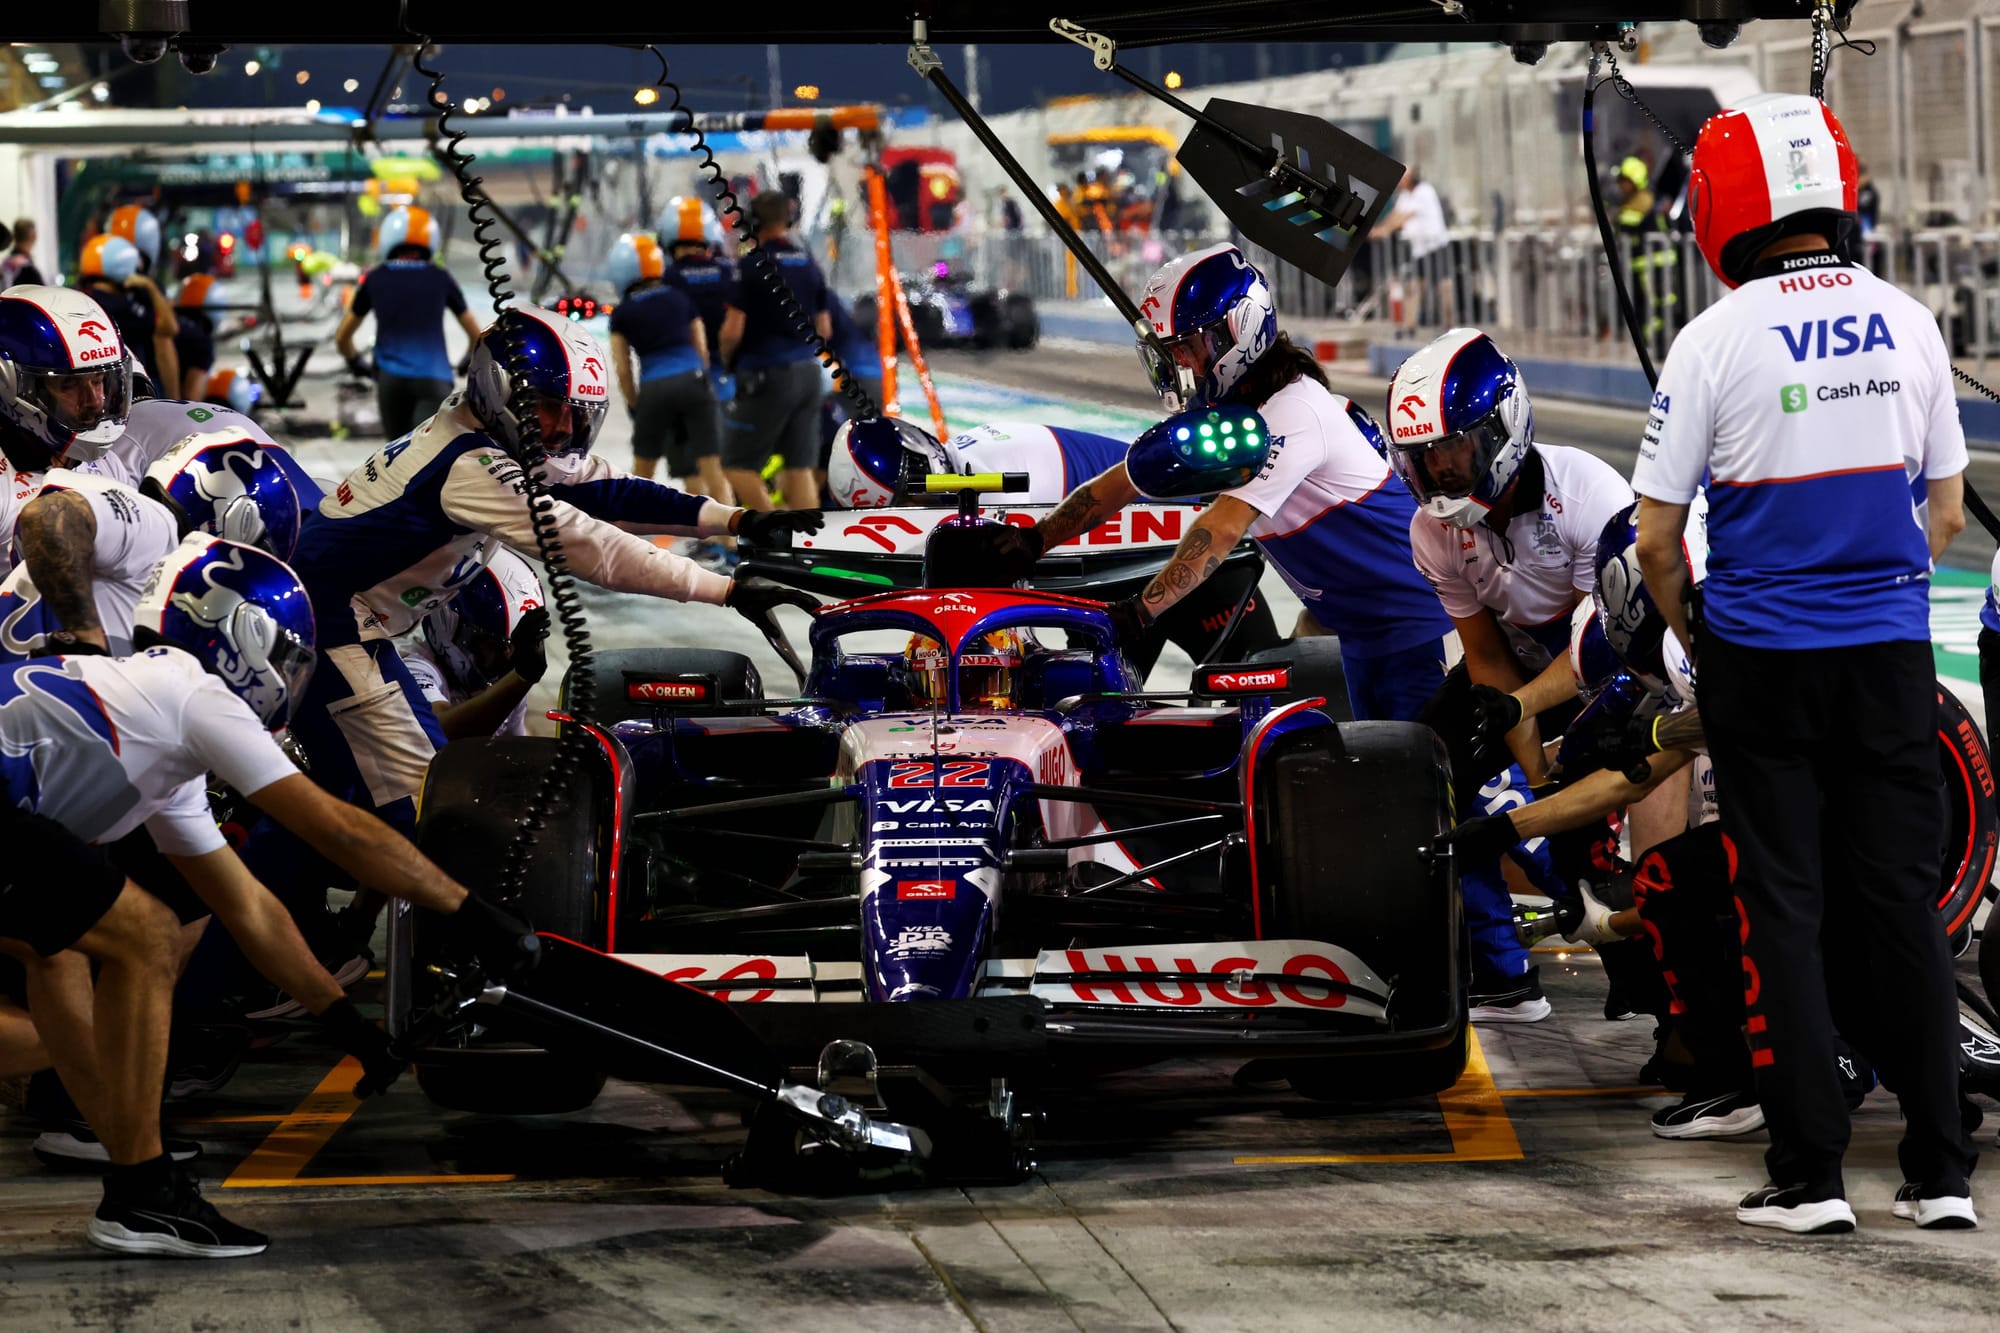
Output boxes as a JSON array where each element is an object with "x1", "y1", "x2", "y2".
[
  {"x1": 1468, "y1": 683, "x2": 1525, "y2": 749},
  {"x1": 711, "y1": 370, "x2": 737, "y2": 404},
  {"x1": 508, "y1": 606, "x2": 551, "y2": 685},
  {"x1": 987, "y1": 524, "x2": 1047, "y2": 584},
  {"x1": 726, "y1": 577, "x2": 821, "y2": 624},
  {"x1": 1429, "y1": 812, "x2": 1521, "y2": 863},
  {"x1": 316, "y1": 998, "x2": 406, "y2": 1098},
  {"x1": 1560, "y1": 711, "x2": 1661, "y2": 782},
  {"x1": 444, "y1": 892, "x2": 541, "y2": 978},
  {"x1": 345, "y1": 352, "x2": 376, "y2": 382},
  {"x1": 1103, "y1": 595, "x2": 1154, "y2": 656},
  {"x1": 736, "y1": 508, "x2": 826, "y2": 546}
]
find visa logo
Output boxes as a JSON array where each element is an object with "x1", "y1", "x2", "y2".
[{"x1": 1770, "y1": 314, "x2": 1895, "y2": 362}]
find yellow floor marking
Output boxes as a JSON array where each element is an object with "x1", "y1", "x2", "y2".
[
  {"x1": 1495, "y1": 1085, "x2": 1662, "y2": 1099},
  {"x1": 227, "y1": 1173, "x2": 518, "y2": 1189},
  {"x1": 1233, "y1": 1028, "x2": 1526, "y2": 1166}
]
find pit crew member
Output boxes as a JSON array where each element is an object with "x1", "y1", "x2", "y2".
[
  {"x1": 659, "y1": 196, "x2": 735, "y2": 390},
  {"x1": 334, "y1": 206, "x2": 485, "y2": 439},
  {"x1": 609, "y1": 231, "x2": 728, "y2": 511},
  {"x1": 991, "y1": 244, "x2": 1454, "y2": 721},
  {"x1": 399, "y1": 545, "x2": 549, "y2": 739},
  {"x1": 76, "y1": 234, "x2": 177, "y2": 399},
  {"x1": 1630, "y1": 93, "x2": 1974, "y2": 1234},
  {"x1": 720, "y1": 191, "x2": 832, "y2": 513},
  {"x1": 100, "y1": 394, "x2": 323, "y2": 509}
]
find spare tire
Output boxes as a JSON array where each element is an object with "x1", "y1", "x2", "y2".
[
  {"x1": 560, "y1": 647, "x2": 762, "y2": 729},
  {"x1": 1936, "y1": 683, "x2": 1997, "y2": 941}
]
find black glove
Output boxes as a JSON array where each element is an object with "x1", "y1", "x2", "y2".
[
  {"x1": 317, "y1": 998, "x2": 405, "y2": 1098},
  {"x1": 444, "y1": 892, "x2": 541, "y2": 979},
  {"x1": 1560, "y1": 711, "x2": 1662, "y2": 783},
  {"x1": 1103, "y1": 595, "x2": 1154, "y2": 655},
  {"x1": 1467, "y1": 684, "x2": 1525, "y2": 749},
  {"x1": 987, "y1": 524, "x2": 1047, "y2": 584},
  {"x1": 1430, "y1": 812, "x2": 1521, "y2": 863},
  {"x1": 736, "y1": 508, "x2": 826, "y2": 546},
  {"x1": 507, "y1": 606, "x2": 551, "y2": 685},
  {"x1": 726, "y1": 577, "x2": 821, "y2": 623},
  {"x1": 345, "y1": 353, "x2": 376, "y2": 382}
]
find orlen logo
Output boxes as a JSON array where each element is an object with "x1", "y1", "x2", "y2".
[
  {"x1": 896, "y1": 880, "x2": 955, "y2": 901},
  {"x1": 842, "y1": 512, "x2": 923, "y2": 551},
  {"x1": 1394, "y1": 393, "x2": 1424, "y2": 419},
  {"x1": 626, "y1": 678, "x2": 709, "y2": 702},
  {"x1": 1392, "y1": 423, "x2": 1430, "y2": 440},
  {"x1": 1203, "y1": 666, "x2": 1289, "y2": 693},
  {"x1": 573, "y1": 355, "x2": 607, "y2": 397},
  {"x1": 76, "y1": 319, "x2": 109, "y2": 344}
]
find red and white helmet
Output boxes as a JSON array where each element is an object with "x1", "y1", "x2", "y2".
[{"x1": 1688, "y1": 92, "x2": 1858, "y2": 289}]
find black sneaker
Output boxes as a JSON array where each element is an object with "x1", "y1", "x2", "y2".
[
  {"x1": 1651, "y1": 1089, "x2": 1765, "y2": 1140},
  {"x1": 1892, "y1": 1182, "x2": 1979, "y2": 1230},
  {"x1": 87, "y1": 1167, "x2": 268, "y2": 1259},
  {"x1": 166, "y1": 1022, "x2": 252, "y2": 1101},
  {"x1": 1231, "y1": 1059, "x2": 1294, "y2": 1094},
  {"x1": 1469, "y1": 967, "x2": 1552, "y2": 1024},
  {"x1": 1736, "y1": 1183, "x2": 1855, "y2": 1234},
  {"x1": 34, "y1": 1123, "x2": 201, "y2": 1168}
]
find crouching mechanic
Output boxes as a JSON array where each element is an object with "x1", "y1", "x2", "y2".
[
  {"x1": 1, "y1": 534, "x2": 534, "y2": 1258},
  {"x1": 99, "y1": 391, "x2": 323, "y2": 512},
  {"x1": 831, "y1": 415, "x2": 1281, "y2": 675},
  {"x1": 287, "y1": 303, "x2": 820, "y2": 835},
  {"x1": 988, "y1": 244, "x2": 1453, "y2": 720},
  {"x1": 400, "y1": 545, "x2": 549, "y2": 739}
]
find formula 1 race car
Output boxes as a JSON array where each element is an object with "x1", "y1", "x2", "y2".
[
  {"x1": 854, "y1": 267, "x2": 1039, "y2": 351},
  {"x1": 391, "y1": 490, "x2": 1462, "y2": 1173}
]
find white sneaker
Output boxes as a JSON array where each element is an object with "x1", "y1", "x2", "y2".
[
  {"x1": 1893, "y1": 1183, "x2": 1978, "y2": 1229},
  {"x1": 1737, "y1": 1183, "x2": 1856, "y2": 1234},
  {"x1": 1469, "y1": 993, "x2": 1553, "y2": 1024},
  {"x1": 1651, "y1": 1089, "x2": 1765, "y2": 1139}
]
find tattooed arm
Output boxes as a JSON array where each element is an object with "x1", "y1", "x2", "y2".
[
  {"x1": 1136, "y1": 494, "x2": 1257, "y2": 621},
  {"x1": 17, "y1": 490, "x2": 106, "y2": 649},
  {"x1": 1034, "y1": 463, "x2": 1142, "y2": 550}
]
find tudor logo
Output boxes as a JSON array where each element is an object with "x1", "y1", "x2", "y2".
[
  {"x1": 76, "y1": 319, "x2": 109, "y2": 344},
  {"x1": 1395, "y1": 394, "x2": 1423, "y2": 419}
]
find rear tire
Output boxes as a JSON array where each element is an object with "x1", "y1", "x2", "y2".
[
  {"x1": 1935, "y1": 685, "x2": 1997, "y2": 940},
  {"x1": 560, "y1": 647, "x2": 762, "y2": 729}
]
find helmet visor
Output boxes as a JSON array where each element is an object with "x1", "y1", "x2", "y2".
[
  {"x1": 1388, "y1": 413, "x2": 1506, "y2": 509},
  {"x1": 1137, "y1": 323, "x2": 1231, "y2": 402},
  {"x1": 529, "y1": 392, "x2": 608, "y2": 459},
  {"x1": 22, "y1": 361, "x2": 131, "y2": 452}
]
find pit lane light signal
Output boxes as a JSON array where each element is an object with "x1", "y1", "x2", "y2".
[
  {"x1": 1129, "y1": 405, "x2": 1272, "y2": 500},
  {"x1": 555, "y1": 294, "x2": 610, "y2": 321},
  {"x1": 1172, "y1": 412, "x2": 1263, "y2": 457}
]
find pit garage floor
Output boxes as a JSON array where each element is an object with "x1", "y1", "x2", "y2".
[{"x1": 4, "y1": 956, "x2": 1996, "y2": 1331}]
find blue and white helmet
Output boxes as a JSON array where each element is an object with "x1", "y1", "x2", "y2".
[
  {"x1": 1345, "y1": 400, "x2": 1391, "y2": 460},
  {"x1": 1136, "y1": 243, "x2": 1277, "y2": 408},
  {"x1": 421, "y1": 546, "x2": 544, "y2": 694},
  {"x1": 1384, "y1": 328, "x2": 1533, "y2": 529},
  {"x1": 143, "y1": 428, "x2": 304, "y2": 560},
  {"x1": 1566, "y1": 598, "x2": 1627, "y2": 700},
  {"x1": 0, "y1": 285, "x2": 133, "y2": 463},
  {"x1": 465, "y1": 304, "x2": 612, "y2": 474},
  {"x1": 828, "y1": 416, "x2": 960, "y2": 509},
  {"x1": 1591, "y1": 495, "x2": 1709, "y2": 693},
  {"x1": 133, "y1": 532, "x2": 316, "y2": 729}
]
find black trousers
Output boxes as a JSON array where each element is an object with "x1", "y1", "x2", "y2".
[
  {"x1": 1632, "y1": 822, "x2": 1753, "y2": 1095},
  {"x1": 377, "y1": 375, "x2": 452, "y2": 440},
  {"x1": 1702, "y1": 633, "x2": 1973, "y2": 1196}
]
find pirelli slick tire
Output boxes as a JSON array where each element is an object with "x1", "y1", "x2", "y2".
[
  {"x1": 412, "y1": 736, "x2": 615, "y2": 1115},
  {"x1": 1935, "y1": 684, "x2": 1997, "y2": 943},
  {"x1": 1002, "y1": 294, "x2": 1039, "y2": 350},
  {"x1": 1246, "y1": 639, "x2": 1353, "y2": 722},
  {"x1": 1254, "y1": 720, "x2": 1464, "y2": 1100},
  {"x1": 561, "y1": 648, "x2": 762, "y2": 729}
]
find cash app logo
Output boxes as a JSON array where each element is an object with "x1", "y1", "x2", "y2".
[{"x1": 1780, "y1": 383, "x2": 1808, "y2": 414}]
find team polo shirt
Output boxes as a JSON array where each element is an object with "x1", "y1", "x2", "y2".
[
  {"x1": 726, "y1": 239, "x2": 828, "y2": 370},
  {"x1": 351, "y1": 259, "x2": 470, "y2": 383},
  {"x1": 1410, "y1": 444, "x2": 1634, "y2": 669},
  {"x1": 948, "y1": 423, "x2": 1128, "y2": 504},
  {"x1": 1631, "y1": 254, "x2": 1966, "y2": 649},
  {"x1": 609, "y1": 283, "x2": 703, "y2": 381},
  {"x1": 1229, "y1": 377, "x2": 1454, "y2": 658},
  {"x1": 665, "y1": 256, "x2": 734, "y2": 364},
  {"x1": 0, "y1": 472, "x2": 179, "y2": 659}
]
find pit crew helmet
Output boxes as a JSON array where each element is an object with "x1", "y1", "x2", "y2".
[
  {"x1": 1136, "y1": 242, "x2": 1276, "y2": 408},
  {"x1": 80, "y1": 234, "x2": 142, "y2": 285},
  {"x1": 206, "y1": 367, "x2": 260, "y2": 415},
  {"x1": 133, "y1": 531, "x2": 316, "y2": 729},
  {"x1": 108, "y1": 204, "x2": 162, "y2": 271},
  {"x1": 1384, "y1": 328, "x2": 1533, "y2": 529},
  {"x1": 904, "y1": 629, "x2": 1024, "y2": 712},
  {"x1": 1565, "y1": 598, "x2": 1625, "y2": 701},
  {"x1": 607, "y1": 232, "x2": 667, "y2": 295},
  {"x1": 0, "y1": 285, "x2": 133, "y2": 464},
  {"x1": 421, "y1": 546, "x2": 544, "y2": 695},
  {"x1": 377, "y1": 205, "x2": 437, "y2": 261},
  {"x1": 142, "y1": 428, "x2": 304, "y2": 560},
  {"x1": 1591, "y1": 495, "x2": 1710, "y2": 693},
  {"x1": 1689, "y1": 92, "x2": 1858, "y2": 289},
  {"x1": 464, "y1": 304, "x2": 612, "y2": 473},
  {"x1": 659, "y1": 196, "x2": 726, "y2": 253},
  {"x1": 829, "y1": 416, "x2": 959, "y2": 509},
  {"x1": 176, "y1": 273, "x2": 229, "y2": 314}
]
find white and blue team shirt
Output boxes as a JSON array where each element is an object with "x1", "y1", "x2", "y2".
[
  {"x1": 1632, "y1": 255, "x2": 1968, "y2": 649},
  {"x1": 396, "y1": 639, "x2": 530, "y2": 737},
  {"x1": 947, "y1": 423, "x2": 1129, "y2": 504},
  {"x1": 0, "y1": 648, "x2": 299, "y2": 855},
  {"x1": 292, "y1": 395, "x2": 736, "y2": 647},
  {"x1": 104, "y1": 398, "x2": 327, "y2": 509},
  {"x1": 1231, "y1": 378, "x2": 1454, "y2": 657},
  {"x1": 1410, "y1": 445, "x2": 1634, "y2": 671},
  {"x1": 0, "y1": 472, "x2": 179, "y2": 660}
]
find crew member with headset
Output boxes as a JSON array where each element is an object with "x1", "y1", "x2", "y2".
[
  {"x1": 659, "y1": 196, "x2": 735, "y2": 397},
  {"x1": 607, "y1": 231, "x2": 726, "y2": 504},
  {"x1": 1631, "y1": 93, "x2": 1975, "y2": 1235},
  {"x1": 77, "y1": 232, "x2": 178, "y2": 400},
  {"x1": 719, "y1": 191, "x2": 833, "y2": 513},
  {"x1": 334, "y1": 205, "x2": 485, "y2": 439}
]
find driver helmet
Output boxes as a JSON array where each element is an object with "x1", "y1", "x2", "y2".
[
  {"x1": 1135, "y1": 242, "x2": 1276, "y2": 407},
  {"x1": 420, "y1": 546, "x2": 544, "y2": 695},
  {"x1": 80, "y1": 234, "x2": 142, "y2": 285},
  {"x1": 132, "y1": 531, "x2": 316, "y2": 729},
  {"x1": 377, "y1": 205, "x2": 437, "y2": 261},
  {"x1": 143, "y1": 428, "x2": 304, "y2": 560},
  {"x1": 464, "y1": 304, "x2": 612, "y2": 475},
  {"x1": 659, "y1": 196, "x2": 726, "y2": 255},
  {"x1": 904, "y1": 629, "x2": 1025, "y2": 712},
  {"x1": 0, "y1": 285, "x2": 133, "y2": 464},
  {"x1": 1689, "y1": 92, "x2": 1857, "y2": 289},
  {"x1": 205, "y1": 367, "x2": 260, "y2": 416},
  {"x1": 1384, "y1": 328, "x2": 1533, "y2": 529},
  {"x1": 108, "y1": 204, "x2": 162, "y2": 272},
  {"x1": 607, "y1": 232, "x2": 667, "y2": 296},
  {"x1": 829, "y1": 416, "x2": 960, "y2": 509},
  {"x1": 1590, "y1": 495, "x2": 1709, "y2": 693}
]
